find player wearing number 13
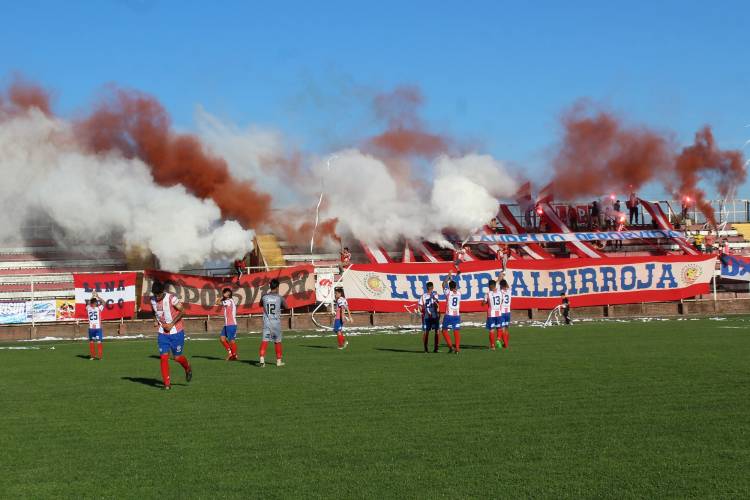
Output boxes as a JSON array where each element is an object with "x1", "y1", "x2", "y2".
[{"x1": 259, "y1": 279, "x2": 288, "y2": 367}]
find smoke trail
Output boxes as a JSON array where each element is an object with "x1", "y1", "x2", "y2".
[
  {"x1": 0, "y1": 85, "x2": 253, "y2": 271},
  {"x1": 75, "y1": 88, "x2": 272, "y2": 228}
]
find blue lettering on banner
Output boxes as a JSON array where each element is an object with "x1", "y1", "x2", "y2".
[
  {"x1": 578, "y1": 268, "x2": 599, "y2": 294},
  {"x1": 567, "y1": 269, "x2": 579, "y2": 294},
  {"x1": 405, "y1": 275, "x2": 421, "y2": 298},
  {"x1": 637, "y1": 263, "x2": 655, "y2": 288},
  {"x1": 511, "y1": 271, "x2": 531, "y2": 297},
  {"x1": 459, "y1": 274, "x2": 473, "y2": 300},
  {"x1": 620, "y1": 266, "x2": 637, "y2": 291},
  {"x1": 656, "y1": 264, "x2": 678, "y2": 289},
  {"x1": 387, "y1": 274, "x2": 408, "y2": 299},
  {"x1": 474, "y1": 273, "x2": 493, "y2": 298},
  {"x1": 549, "y1": 271, "x2": 567, "y2": 296},
  {"x1": 599, "y1": 267, "x2": 617, "y2": 292},
  {"x1": 531, "y1": 272, "x2": 548, "y2": 297}
]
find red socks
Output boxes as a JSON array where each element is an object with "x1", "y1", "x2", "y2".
[
  {"x1": 89, "y1": 341, "x2": 96, "y2": 358},
  {"x1": 489, "y1": 331, "x2": 496, "y2": 348},
  {"x1": 220, "y1": 337, "x2": 231, "y2": 354},
  {"x1": 174, "y1": 355, "x2": 191, "y2": 373},
  {"x1": 337, "y1": 333, "x2": 345, "y2": 347},
  {"x1": 97, "y1": 343, "x2": 103, "y2": 359},
  {"x1": 502, "y1": 330, "x2": 509, "y2": 349},
  {"x1": 274, "y1": 342, "x2": 283, "y2": 360},
  {"x1": 229, "y1": 340, "x2": 237, "y2": 358},
  {"x1": 454, "y1": 331, "x2": 461, "y2": 352},
  {"x1": 160, "y1": 354, "x2": 170, "y2": 387},
  {"x1": 259, "y1": 340, "x2": 269, "y2": 358},
  {"x1": 441, "y1": 330, "x2": 454, "y2": 350}
]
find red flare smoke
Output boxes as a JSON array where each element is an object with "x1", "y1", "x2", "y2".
[
  {"x1": 551, "y1": 102, "x2": 746, "y2": 225},
  {"x1": 367, "y1": 86, "x2": 450, "y2": 158},
  {"x1": 75, "y1": 88, "x2": 271, "y2": 228},
  {"x1": 1, "y1": 78, "x2": 52, "y2": 115}
]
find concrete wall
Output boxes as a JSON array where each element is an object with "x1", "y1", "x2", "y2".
[{"x1": 5, "y1": 298, "x2": 750, "y2": 341}]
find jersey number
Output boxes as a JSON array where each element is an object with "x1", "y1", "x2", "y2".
[
  {"x1": 88, "y1": 312, "x2": 98, "y2": 321},
  {"x1": 492, "y1": 296, "x2": 501, "y2": 306},
  {"x1": 265, "y1": 303, "x2": 276, "y2": 316},
  {"x1": 451, "y1": 297, "x2": 458, "y2": 308}
]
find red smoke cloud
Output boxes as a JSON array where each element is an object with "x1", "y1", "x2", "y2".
[
  {"x1": 0, "y1": 78, "x2": 52, "y2": 115},
  {"x1": 75, "y1": 88, "x2": 271, "y2": 228},
  {"x1": 552, "y1": 103, "x2": 746, "y2": 224},
  {"x1": 367, "y1": 86, "x2": 450, "y2": 158}
]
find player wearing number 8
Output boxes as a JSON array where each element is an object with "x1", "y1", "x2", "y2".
[
  {"x1": 259, "y1": 279, "x2": 288, "y2": 367},
  {"x1": 441, "y1": 270, "x2": 461, "y2": 353}
]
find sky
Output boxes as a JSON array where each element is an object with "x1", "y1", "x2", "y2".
[{"x1": 1, "y1": 0, "x2": 748, "y2": 198}]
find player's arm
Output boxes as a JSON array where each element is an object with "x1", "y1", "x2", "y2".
[
  {"x1": 344, "y1": 300, "x2": 353, "y2": 322},
  {"x1": 214, "y1": 296, "x2": 223, "y2": 306},
  {"x1": 162, "y1": 300, "x2": 185, "y2": 331}
]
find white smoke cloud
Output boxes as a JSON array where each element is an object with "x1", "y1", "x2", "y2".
[
  {"x1": 312, "y1": 149, "x2": 517, "y2": 247},
  {"x1": 0, "y1": 109, "x2": 253, "y2": 271}
]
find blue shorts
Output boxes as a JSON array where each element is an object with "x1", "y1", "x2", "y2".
[
  {"x1": 333, "y1": 319, "x2": 344, "y2": 333},
  {"x1": 422, "y1": 317, "x2": 440, "y2": 332},
  {"x1": 442, "y1": 315, "x2": 461, "y2": 331},
  {"x1": 158, "y1": 331, "x2": 185, "y2": 356},
  {"x1": 500, "y1": 312, "x2": 511, "y2": 328},
  {"x1": 486, "y1": 317, "x2": 502, "y2": 329},
  {"x1": 221, "y1": 325, "x2": 237, "y2": 340},
  {"x1": 88, "y1": 328, "x2": 103, "y2": 341}
]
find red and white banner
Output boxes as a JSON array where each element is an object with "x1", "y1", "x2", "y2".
[
  {"x1": 74, "y1": 272, "x2": 137, "y2": 320},
  {"x1": 341, "y1": 255, "x2": 716, "y2": 312},
  {"x1": 140, "y1": 265, "x2": 316, "y2": 316}
]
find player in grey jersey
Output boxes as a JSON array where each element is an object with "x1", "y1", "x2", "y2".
[{"x1": 258, "y1": 278, "x2": 288, "y2": 367}]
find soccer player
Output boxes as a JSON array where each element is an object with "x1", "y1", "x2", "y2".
[
  {"x1": 86, "y1": 294, "x2": 104, "y2": 360},
  {"x1": 215, "y1": 288, "x2": 239, "y2": 360},
  {"x1": 332, "y1": 287, "x2": 352, "y2": 349},
  {"x1": 150, "y1": 281, "x2": 192, "y2": 390},
  {"x1": 418, "y1": 281, "x2": 440, "y2": 353},
  {"x1": 259, "y1": 279, "x2": 288, "y2": 367},
  {"x1": 498, "y1": 279, "x2": 512, "y2": 349},
  {"x1": 483, "y1": 280, "x2": 502, "y2": 350},
  {"x1": 441, "y1": 270, "x2": 461, "y2": 353},
  {"x1": 561, "y1": 292, "x2": 571, "y2": 325}
]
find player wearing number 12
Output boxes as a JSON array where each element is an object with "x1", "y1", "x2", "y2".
[{"x1": 259, "y1": 279, "x2": 288, "y2": 367}]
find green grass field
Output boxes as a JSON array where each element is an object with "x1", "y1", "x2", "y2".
[{"x1": 1, "y1": 318, "x2": 749, "y2": 499}]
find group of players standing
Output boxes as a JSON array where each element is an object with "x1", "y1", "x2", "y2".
[
  {"x1": 418, "y1": 270, "x2": 512, "y2": 353},
  {"x1": 83, "y1": 279, "x2": 353, "y2": 390}
]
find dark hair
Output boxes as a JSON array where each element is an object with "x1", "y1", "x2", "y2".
[
  {"x1": 222, "y1": 287, "x2": 232, "y2": 296},
  {"x1": 151, "y1": 281, "x2": 165, "y2": 295},
  {"x1": 269, "y1": 279, "x2": 280, "y2": 290},
  {"x1": 488, "y1": 279, "x2": 497, "y2": 287},
  {"x1": 449, "y1": 281, "x2": 457, "y2": 291},
  {"x1": 89, "y1": 297, "x2": 99, "y2": 305},
  {"x1": 426, "y1": 281, "x2": 434, "y2": 289},
  {"x1": 334, "y1": 287, "x2": 344, "y2": 296},
  {"x1": 499, "y1": 279, "x2": 509, "y2": 289},
  {"x1": 344, "y1": 247, "x2": 350, "y2": 251}
]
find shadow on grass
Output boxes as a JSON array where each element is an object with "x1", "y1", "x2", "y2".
[
  {"x1": 375, "y1": 348, "x2": 426, "y2": 354},
  {"x1": 239, "y1": 359, "x2": 262, "y2": 367},
  {"x1": 75, "y1": 354, "x2": 93, "y2": 360},
  {"x1": 300, "y1": 344, "x2": 336, "y2": 350},
  {"x1": 192, "y1": 355, "x2": 225, "y2": 361}
]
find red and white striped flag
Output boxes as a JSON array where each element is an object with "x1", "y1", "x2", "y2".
[{"x1": 74, "y1": 272, "x2": 137, "y2": 320}]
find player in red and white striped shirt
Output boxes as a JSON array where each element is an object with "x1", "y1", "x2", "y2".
[
  {"x1": 441, "y1": 270, "x2": 462, "y2": 353},
  {"x1": 215, "y1": 288, "x2": 239, "y2": 360},
  {"x1": 483, "y1": 280, "x2": 503, "y2": 350}
]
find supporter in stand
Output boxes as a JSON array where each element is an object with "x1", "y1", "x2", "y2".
[
  {"x1": 604, "y1": 203, "x2": 614, "y2": 230},
  {"x1": 590, "y1": 201, "x2": 600, "y2": 230},
  {"x1": 453, "y1": 245, "x2": 469, "y2": 272},
  {"x1": 705, "y1": 232, "x2": 716, "y2": 254},
  {"x1": 614, "y1": 199, "x2": 621, "y2": 214},
  {"x1": 568, "y1": 205, "x2": 579, "y2": 231},
  {"x1": 614, "y1": 216, "x2": 626, "y2": 249},
  {"x1": 233, "y1": 257, "x2": 245, "y2": 283},
  {"x1": 339, "y1": 246, "x2": 351, "y2": 273},
  {"x1": 628, "y1": 192, "x2": 639, "y2": 225},
  {"x1": 722, "y1": 238, "x2": 731, "y2": 255}
]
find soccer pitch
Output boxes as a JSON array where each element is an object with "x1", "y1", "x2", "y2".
[{"x1": 1, "y1": 318, "x2": 749, "y2": 499}]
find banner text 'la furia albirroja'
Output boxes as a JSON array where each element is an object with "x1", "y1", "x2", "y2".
[{"x1": 342, "y1": 255, "x2": 716, "y2": 312}]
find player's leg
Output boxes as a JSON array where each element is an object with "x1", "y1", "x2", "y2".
[
  {"x1": 88, "y1": 329, "x2": 97, "y2": 360},
  {"x1": 487, "y1": 319, "x2": 495, "y2": 350},
  {"x1": 96, "y1": 330, "x2": 103, "y2": 359},
  {"x1": 171, "y1": 332, "x2": 192, "y2": 381},
  {"x1": 335, "y1": 320, "x2": 348, "y2": 350},
  {"x1": 441, "y1": 317, "x2": 454, "y2": 352},
  {"x1": 157, "y1": 334, "x2": 172, "y2": 389},
  {"x1": 453, "y1": 321, "x2": 461, "y2": 353},
  {"x1": 432, "y1": 320, "x2": 440, "y2": 353},
  {"x1": 274, "y1": 328, "x2": 284, "y2": 366},
  {"x1": 219, "y1": 326, "x2": 232, "y2": 359},
  {"x1": 226, "y1": 325, "x2": 238, "y2": 360},
  {"x1": 259, "y1": 328, "x2": 270, "y2": 367},
  {"x1": 421, "y1": 320, "x2": 429, "y2": 352}
]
